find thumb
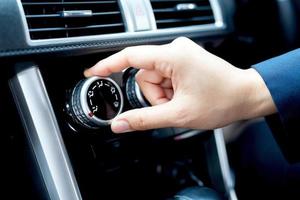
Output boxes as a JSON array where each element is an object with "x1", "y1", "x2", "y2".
[{"x1": 111, "y1": 101, "x2": 182, "y2": 133}]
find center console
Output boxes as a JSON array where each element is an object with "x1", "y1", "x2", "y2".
[{"x1": 9, "y1": 55, "x2": 236, "y2": 200}]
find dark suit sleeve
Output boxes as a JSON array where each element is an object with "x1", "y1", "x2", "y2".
[{"x1": 252, "y1": 49, "x2": 300, "y2": 163}]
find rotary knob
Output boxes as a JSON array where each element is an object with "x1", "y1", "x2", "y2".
[
  {"x1": 124, "y1": 68, "x2": 150, "y2": 108},
  {"x1": 68, "y1": 76, "x2": 124, "y2": 129}
]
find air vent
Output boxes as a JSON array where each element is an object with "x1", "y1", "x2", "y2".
[
  {"x1": 21, "y1": 0, "x2": 125, "y2": 40},
  {"x1": 151, "y1": 0, "x2": 215, "y2": 29}
]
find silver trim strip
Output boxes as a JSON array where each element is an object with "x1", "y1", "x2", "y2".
[
  {"x1": 125, "y1": 0, "x2": 152, "y2": 31},
  {"x1": 16, "y1": 0, "x2": 226, "y2": 46},
  {"x1": 176, "y1": 3, "x2": 197, "y2": 11},
  {"x1": 119, "y1": 0, "x2": 135, "y2": 32},
  {"x1": 209, "y1": 0, "x2": 225, "y2": 27},
  {"x1": 213, "y1": 129, "x2": 238, "y2": 200},
  {"x1": 143, "y1": 0, "x2": 157, "y2": 30},
  {"x1": 9, "y1": 66, "x2": 82, "y2": 200},
  {"x1": 174, "y1": 130, "x2": 203, "y2": 141},
  {"x1": 59, "y1": 10, "x2": 93, "y2": 18}
]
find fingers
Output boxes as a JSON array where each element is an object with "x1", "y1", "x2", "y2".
[
  {"x1": 160, "y1": 78, "x2": 172, "y2": 89},
  {"x1": 135, "y1": 70, "x2": 172, "y2": 105},
  {"x1": 111, "y1": 100, "x2": 182, "y2": 133},
  {"x1": 84, "y1": 45, "x2": 168, "y2": 77},
  {"x1": 84, "y1": 37, "x2": 198, "y2": 78}
]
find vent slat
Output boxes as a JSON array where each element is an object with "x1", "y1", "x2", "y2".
[
  {"x1": 30, "y1": 23, "x2": 124, "y2": 32},
  {"x1": 26, "y1": 11, "x2": 121, "y2": 19},
  {"x1": 151, "y1": 0, "x2": 215, "y2": 29},
  {"x1": 21, "y1": 0, "x2": 125, "y2": 40},
  {"x1": 22, "y1": 1, "x2": 117, "y2": 6},
  {"x1": 153, "y1": 6, "x2": 211, "y2": 13},
  {"x1": 157, "y1": 16, "x2": 214, "y2": 24},
  {"x1": 26, "y1": 14, "x2": 60, "y2": 19}
]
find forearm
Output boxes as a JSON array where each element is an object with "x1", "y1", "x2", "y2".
[{"x1": 252, "y1": 48, "x2": 300, "y2": 162}]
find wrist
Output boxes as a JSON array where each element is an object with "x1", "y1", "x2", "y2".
[{"x1": 240, "y1": 68, "x2": 277, "y2": 119}]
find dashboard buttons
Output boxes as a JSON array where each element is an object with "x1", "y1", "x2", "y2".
[
  {"x1": 68, "y1": 76, "x2": 124, "y2": 129},
  {"x1": 124, "y1": 68, "x2": 150, "y2": 108}
]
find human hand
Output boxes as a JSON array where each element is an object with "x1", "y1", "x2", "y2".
[{"x1": 84, "y1": 37, "x2": 276, "y2": 133}]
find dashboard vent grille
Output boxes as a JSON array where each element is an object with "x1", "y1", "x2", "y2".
[
  {"x1": 150, "y1": 0, "x2": 215, "y2": 29},
  {"x1": 21, "y1": 0, "x2": 125, "y2": 40}
]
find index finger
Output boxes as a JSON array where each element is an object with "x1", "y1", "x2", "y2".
[{"x1": 84, "y1": 45, "x2": 167, "y2": 77}]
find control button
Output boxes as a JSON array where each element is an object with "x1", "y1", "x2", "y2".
[
  {"x1": 124, "y1": 68, "x2": 150, "y2": 108},
  {"x1": 68, "y1": 76, "x2": 124, "y2": 129}
]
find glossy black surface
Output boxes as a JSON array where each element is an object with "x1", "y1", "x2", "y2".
[{"x1": 86, "y1": 79, "x2": 122, "y2": 120}]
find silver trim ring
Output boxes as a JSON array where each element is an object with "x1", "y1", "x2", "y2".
[
  {"x1": 78, "y1": 76, "x2": 124, "y2": 126},
  {"x1": 134, "y1": 81, "x2": 149, "y2": 107}
]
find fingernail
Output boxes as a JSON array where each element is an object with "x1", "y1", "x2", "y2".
[
  {"x1": 83, "y1": 69, "x2": 92, "y2": 77},
  {"x1": 111, "y1": 119, "x2": 131, "y2": 133}
]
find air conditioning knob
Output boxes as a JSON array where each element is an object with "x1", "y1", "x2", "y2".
[
  {"x1": 125, "y1": 68, "x2": 150, "y2": 108},
  {"x1": 67, "y1": 76, "x2": 124, "y2": 129}
]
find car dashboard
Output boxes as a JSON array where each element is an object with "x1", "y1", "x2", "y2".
[{"x1": 2, "y1": 0, "x2": 298, "y2": 200}]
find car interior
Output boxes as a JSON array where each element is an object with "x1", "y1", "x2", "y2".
[{"x1": 0, "y1": 0, "x2": 299, "y2": 199}]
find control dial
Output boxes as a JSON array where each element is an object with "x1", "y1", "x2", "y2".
[
  {"x1": 125, "y1": 68, "x2": 150, "y2": 108},
  {"x1": 68, "y1": 76, "x2": 124, "y2": 129}
]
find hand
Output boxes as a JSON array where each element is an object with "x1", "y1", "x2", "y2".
[{"x1": 84, "y1": 37, "x2": 276, "y2": 133}]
